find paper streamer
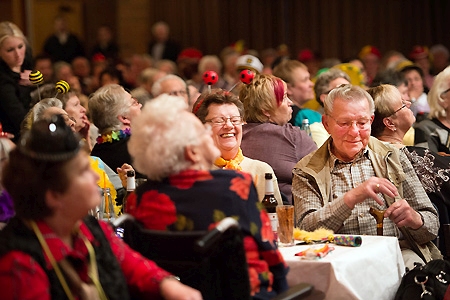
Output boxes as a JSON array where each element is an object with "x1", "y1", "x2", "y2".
[{"x1": 333, "y1": 235, "x2": 362, "y2": 247}]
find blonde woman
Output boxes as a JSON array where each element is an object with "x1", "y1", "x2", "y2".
[{"x1": 0, "y1": 22, "x2": 33, "y2": 142}]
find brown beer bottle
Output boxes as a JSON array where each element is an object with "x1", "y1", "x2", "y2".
[{"x1": 261, "y1": 173, "x2": 278, "y2": 237}]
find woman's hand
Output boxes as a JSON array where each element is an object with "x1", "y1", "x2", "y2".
[
  {"x1": 160, "y1": 277, "x2": 203, "y2": 300},
  {"x1": 19, "y1": 70, "x2": 32, "y2": 86},
  {"x1": 79, "y1": 118, "x2": 92, "y2": 150}
]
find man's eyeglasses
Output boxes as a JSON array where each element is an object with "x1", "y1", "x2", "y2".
[
  {"x1": 205, "y1": 116, "x2": 243, "y2": 126},
  {"x1": 168, "y1": 90, "x2": 187, "y2": 97},
  {"x1": 327, "y1": 115, "x2": 372, "y2": 130}
]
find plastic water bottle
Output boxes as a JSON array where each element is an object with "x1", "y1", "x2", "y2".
[{"x1": 301, "y1": 119, "x2": 312, "y2": 137}]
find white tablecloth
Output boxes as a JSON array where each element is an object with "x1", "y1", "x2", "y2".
[{"x1": 279, "y1": 235, "x2": 405, "y2": 300}]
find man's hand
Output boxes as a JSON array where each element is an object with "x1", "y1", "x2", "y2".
[
  {"x1": 384, "y1": 199, "x2": 423, "y2": 229},
  {"x1": 343, "y1": 177, "x2": 398, "y2": 209}
]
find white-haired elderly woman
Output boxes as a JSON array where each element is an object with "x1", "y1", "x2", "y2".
[
  {"x1": 414, "y1": 66, "x2": 450, "y2": 154},
  {"x1": 89, "y1": 84, "x2": 142, "y2": 175},
  {"x1": 126, "y1": 94, "x2": 289, "y2": 299}
]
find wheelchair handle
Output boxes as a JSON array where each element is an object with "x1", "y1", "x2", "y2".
[{"x1": 196, "y1": 217, "x2": 239, "y2": 250}]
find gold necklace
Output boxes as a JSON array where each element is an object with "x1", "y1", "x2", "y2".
[{"x1": 29, "y1": 220, "x2": 108, "y2": 300}]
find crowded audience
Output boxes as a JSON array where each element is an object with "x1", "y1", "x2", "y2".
[{"x1": 0, "y1": 16, "x2": 449, "y2": 299}]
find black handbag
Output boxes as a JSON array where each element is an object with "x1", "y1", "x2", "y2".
[{"x1": 395, "y1": 259, "x2": 450, "y2": 300}]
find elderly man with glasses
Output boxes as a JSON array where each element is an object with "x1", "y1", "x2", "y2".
[
  {"x1": 292, "y1": 84, "x2": 441, "y2": 270},
  {"x1": 152, "y1": 74, "x2": 199, "y2": 111}
]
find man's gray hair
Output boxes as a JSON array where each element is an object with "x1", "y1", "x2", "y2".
[
  {"x1": 151, "y1": 74, "x2": 187, "y2": 97},
  {"x1": 89, "y1": 84, "x2": 130, "y2": 134},
  {"x1": 324, "y1": 84, "x2": 375, "y2": 116}
]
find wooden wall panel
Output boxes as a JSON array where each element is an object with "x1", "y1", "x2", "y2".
[
  {"x1": 83, "y1": 0, "x2": 117, "y2": 57},
  {"x1": 3, "y1": 0, "x2": 449, "y2": 65},
  {"x1": 134, "y1": 0, "x2": 450, "y2": 61},
  {"x1": 30, "y1": 0, "x2": 84, "y2": 56}
]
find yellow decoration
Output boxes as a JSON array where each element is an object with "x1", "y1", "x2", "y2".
[
  {"x1": 250, "y1": 222, "x2": 259, "y2": 236},
  {"x1": 212, "y1": 209, "x2": 227, "y2": 223},
  {"x1": 293, "y1": 227, "x2": 334, "y2": 243},
  {"x1": 174, "y1": 214, "x2": 186, "y2": 230},
  {"x1": 90, "y1": 157, "x2": 121, "y2": 216}
]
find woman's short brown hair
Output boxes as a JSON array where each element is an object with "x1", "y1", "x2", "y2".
[{"x1": 192, "y1": 89, "x2": 243, "y2": 122}]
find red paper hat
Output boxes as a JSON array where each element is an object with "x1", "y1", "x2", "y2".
[
  {"x1": 358, "y1": 45, "x2": 381, "y2": 59},
  {"x1": 298, "y1": 49, "x2": 315, "y2": 62},
  {"x1": 177, "y1": 48, "x2": 203, "y2": 62},
  {"x1": 409, "y1": 45, "x2": 429, "y2": 60},
  {"x1": 92, "y1": 53, "x2": 106, "y2": 62}
]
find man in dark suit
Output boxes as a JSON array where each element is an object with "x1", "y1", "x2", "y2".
[
  {"x1": 148, "y1": 21, "x2": 181, "y2": 63},
  {"x1": 43, "y1": 16, "x2": 85, "y2": 63}
]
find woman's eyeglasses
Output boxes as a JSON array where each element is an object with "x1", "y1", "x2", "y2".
[
  {"x1": 205, "y1": 116, "x2": 243, "y2": 126},
  {"x1": 389, "y1": 101, "x2": 408, "y2": 117}
]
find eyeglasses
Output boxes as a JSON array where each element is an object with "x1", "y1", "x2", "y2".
[
  {"x1": 205, "y1": 116, "x2": 243, "y2": 126},
  {"x1": 389, "y1": 104, "x2": 407, "y2": 116},
  {"x1": 441, "y1": 88, "x2": 450, "y2": 97},
  {"x1": 129, "y1": 97, "x2": 140, "y2": 107},
  {"x1": 168, "y1": 90, "x2": 187, "y2": 97},
  {"x1": 327, "y1": 115, "x2": 372, "y2": 130}
]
